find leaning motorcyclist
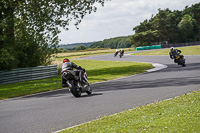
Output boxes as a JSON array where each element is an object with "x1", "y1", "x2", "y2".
[
  {"x1": 114, "y1": 49, "x2": 119, "y2": 56},
  {"x1": 169, "y1": 47, "x2": 183, "y2": 63},
  {"x1": 119, "y1": 48, "x2": 124, "y2": 55},
  {"x1": 60, "y1": 58, "x2": 85, "y2": 87},
  {"x1": 115, "y1": 49, "x2": 119, "y2": 54}
]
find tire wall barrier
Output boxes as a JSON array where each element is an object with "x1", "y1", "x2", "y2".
[
  {"x1": 136, "y1": 45, "x2": 161, "y2": 51},
  {"x1": 0, "y1": 65, "x2": 58, "y2": 85},
  {"x1": 136, "y1": 42, "x2": 200, "y2": 51}
]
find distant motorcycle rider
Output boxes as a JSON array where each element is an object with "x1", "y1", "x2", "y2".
[
  {"x1": 119, "y1": 48, "x2": 124, "y2": 55},
  {"x1": 60, "y1": 58, "x2": 85, "y2": 87},
  {"x1": 114, "y1": 49, "x2": 119, "y2": 57},
  {"x1": 169, "y1": 47, "x2": 183, "y2": 63}
]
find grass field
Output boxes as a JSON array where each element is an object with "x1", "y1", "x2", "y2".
[
  {"x1": 60, "y1": 90, "x2": 200, "y2": 133},
  {"x1": 132, "y1": 45, "x2": 200, "y2": 55},
  {"x1": 52, "y1": 48, "x2": 135, "y2": 65},
  {"x1": 0, "y1": 60, "x2": 152, "y2": 100}
]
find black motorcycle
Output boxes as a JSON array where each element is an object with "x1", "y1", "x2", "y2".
[
  {"x1": 174, "y1": 54, "x2": 186, "y2": 67},
  {"x1": 119, "y1": 51, "x2": 124, "y2": 58},
  {"x1": 62, "y1": 69, "x2": 92, "y2": 98}
]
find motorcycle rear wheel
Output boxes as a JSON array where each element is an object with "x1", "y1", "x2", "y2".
[{"x1": 69, "y1": 80, "x2": 81, "y2": 98}]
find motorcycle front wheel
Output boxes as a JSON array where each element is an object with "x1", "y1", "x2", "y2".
[
  {"x1": 86, "y1": 85, "x2": 92, "y2": 95},
  {"x1": 179, "y1": 58, "x2": 186, "y2": 67}
]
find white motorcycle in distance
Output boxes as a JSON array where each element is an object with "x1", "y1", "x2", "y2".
[{"x1": 114, "y1": 50, "x2": 119, "y2": 57}]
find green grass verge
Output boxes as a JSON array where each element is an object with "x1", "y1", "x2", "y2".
[
  {"x1": 59, "y1": 90, "x2": 200, "y2": 133},
  {"x1": 55, "y1": 51, "x2": 115, "y2": 61},
  {"x1": 132, "y1": 45, "x2": 200, "y2": 55},
  {"x1": 0, "y1": 60, "x2": 153, "y2": 100},
  {"x1": 53, "y1": 48, "x2": 135, "y2": 64},
  {"x1": 73, "y1": 60, "x2": 153, "y2": 83}
]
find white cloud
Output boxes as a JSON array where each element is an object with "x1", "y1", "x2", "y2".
[{"x1": 58, "y1": 0, "x2": 200, "y2": 44}]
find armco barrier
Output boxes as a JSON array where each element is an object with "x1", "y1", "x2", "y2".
[
  {"x1": 161, "y1": 42, "x2": 200, "y2": 48},
  {"x1": 0, "y1": 65, "x2": 58, "y2": 85}
]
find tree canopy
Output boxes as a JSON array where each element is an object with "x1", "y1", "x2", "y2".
[
  {"x1": 0, "y1": 0, "x2": 107, "y2": 70},
  {"x1": 131, "y1": 3, "x2": 200, "y2": 47},
  {"x1": 90, "y1": 36, "x2": 132, "y2": 49},
  {"x1": 75, "y1": 45, "x2": 87, "y2": 50}
]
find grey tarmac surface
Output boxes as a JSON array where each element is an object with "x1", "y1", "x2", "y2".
[{"x1": 0, "y1": 52, "x2": 200, "y2": 133}]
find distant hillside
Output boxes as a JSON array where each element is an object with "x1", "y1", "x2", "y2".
[
  {"x1": 58, "y1": 42, "x2": 94, "y2": 50},
  {"x1": 58, "y1": 36, "x2": 132, "y2": 50},
  {"x1": 90, "y1": 36, "x2": 132, "y2": 49}
]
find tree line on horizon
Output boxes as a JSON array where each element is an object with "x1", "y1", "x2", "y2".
[
  {"x1": 131, "y1": 3, "x2": 200, "y2": 47},
  {"x1": 90, "y1": 36, "x2": 132, "y2": 49},
  {"x1": 56, "y1": 36, "x2": 132, "y2": 52}
]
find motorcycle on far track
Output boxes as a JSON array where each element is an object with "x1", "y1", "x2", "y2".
[
  {"x1": 119, "y1": 49, "x2": 124, "y2": 58},
  {"x1": 169, "y1": 47, "x2": 186, "y2": 67},
  {"x1": 174, "y1": 54, "x2": 186, "y2": 67},
  {"x1": 114, "y1": 51, "x2": 118, "y2": 57}
]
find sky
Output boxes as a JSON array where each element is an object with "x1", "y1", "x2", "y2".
[{"x1": 58, "y1": 0, "x2": 200, "y2": 44}]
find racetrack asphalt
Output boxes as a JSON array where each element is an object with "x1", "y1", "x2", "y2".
[{"x1": 0, "y1": 52, "x2": 200, "y2": 133}]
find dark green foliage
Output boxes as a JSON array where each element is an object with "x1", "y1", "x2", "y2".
[
  {"x1": 131, "y1": 3, "x2": 200, "y2": 47},
  {"x1": 75, "y1": 45, "x2": 87, "y2": 51},
  {"x1": 178, "y1": 14, "x2": 200, "y2": 42},
  {"x1": 131, "y1": 30, "x2": 159, "y2": 47},
  {"x1": 0, "y1": 0, "x2": 106, "y2": 70},
  {"x1": 90, "y1": 36, "x2": 132, "y2": 49}
]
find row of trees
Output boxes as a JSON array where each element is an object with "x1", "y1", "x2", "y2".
[
  {"x1": 90, "y1": 36, "x2": 132, "y2": 49},
  {"x1": 0, "y1": 0, "x2": 107, "y2": 70},
  {"x1": 58, "y1": 42, "x2": 93, "y2": 50},
  {"x1": 131, "y1": 3, "x2": 200, "y2": 47}
]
